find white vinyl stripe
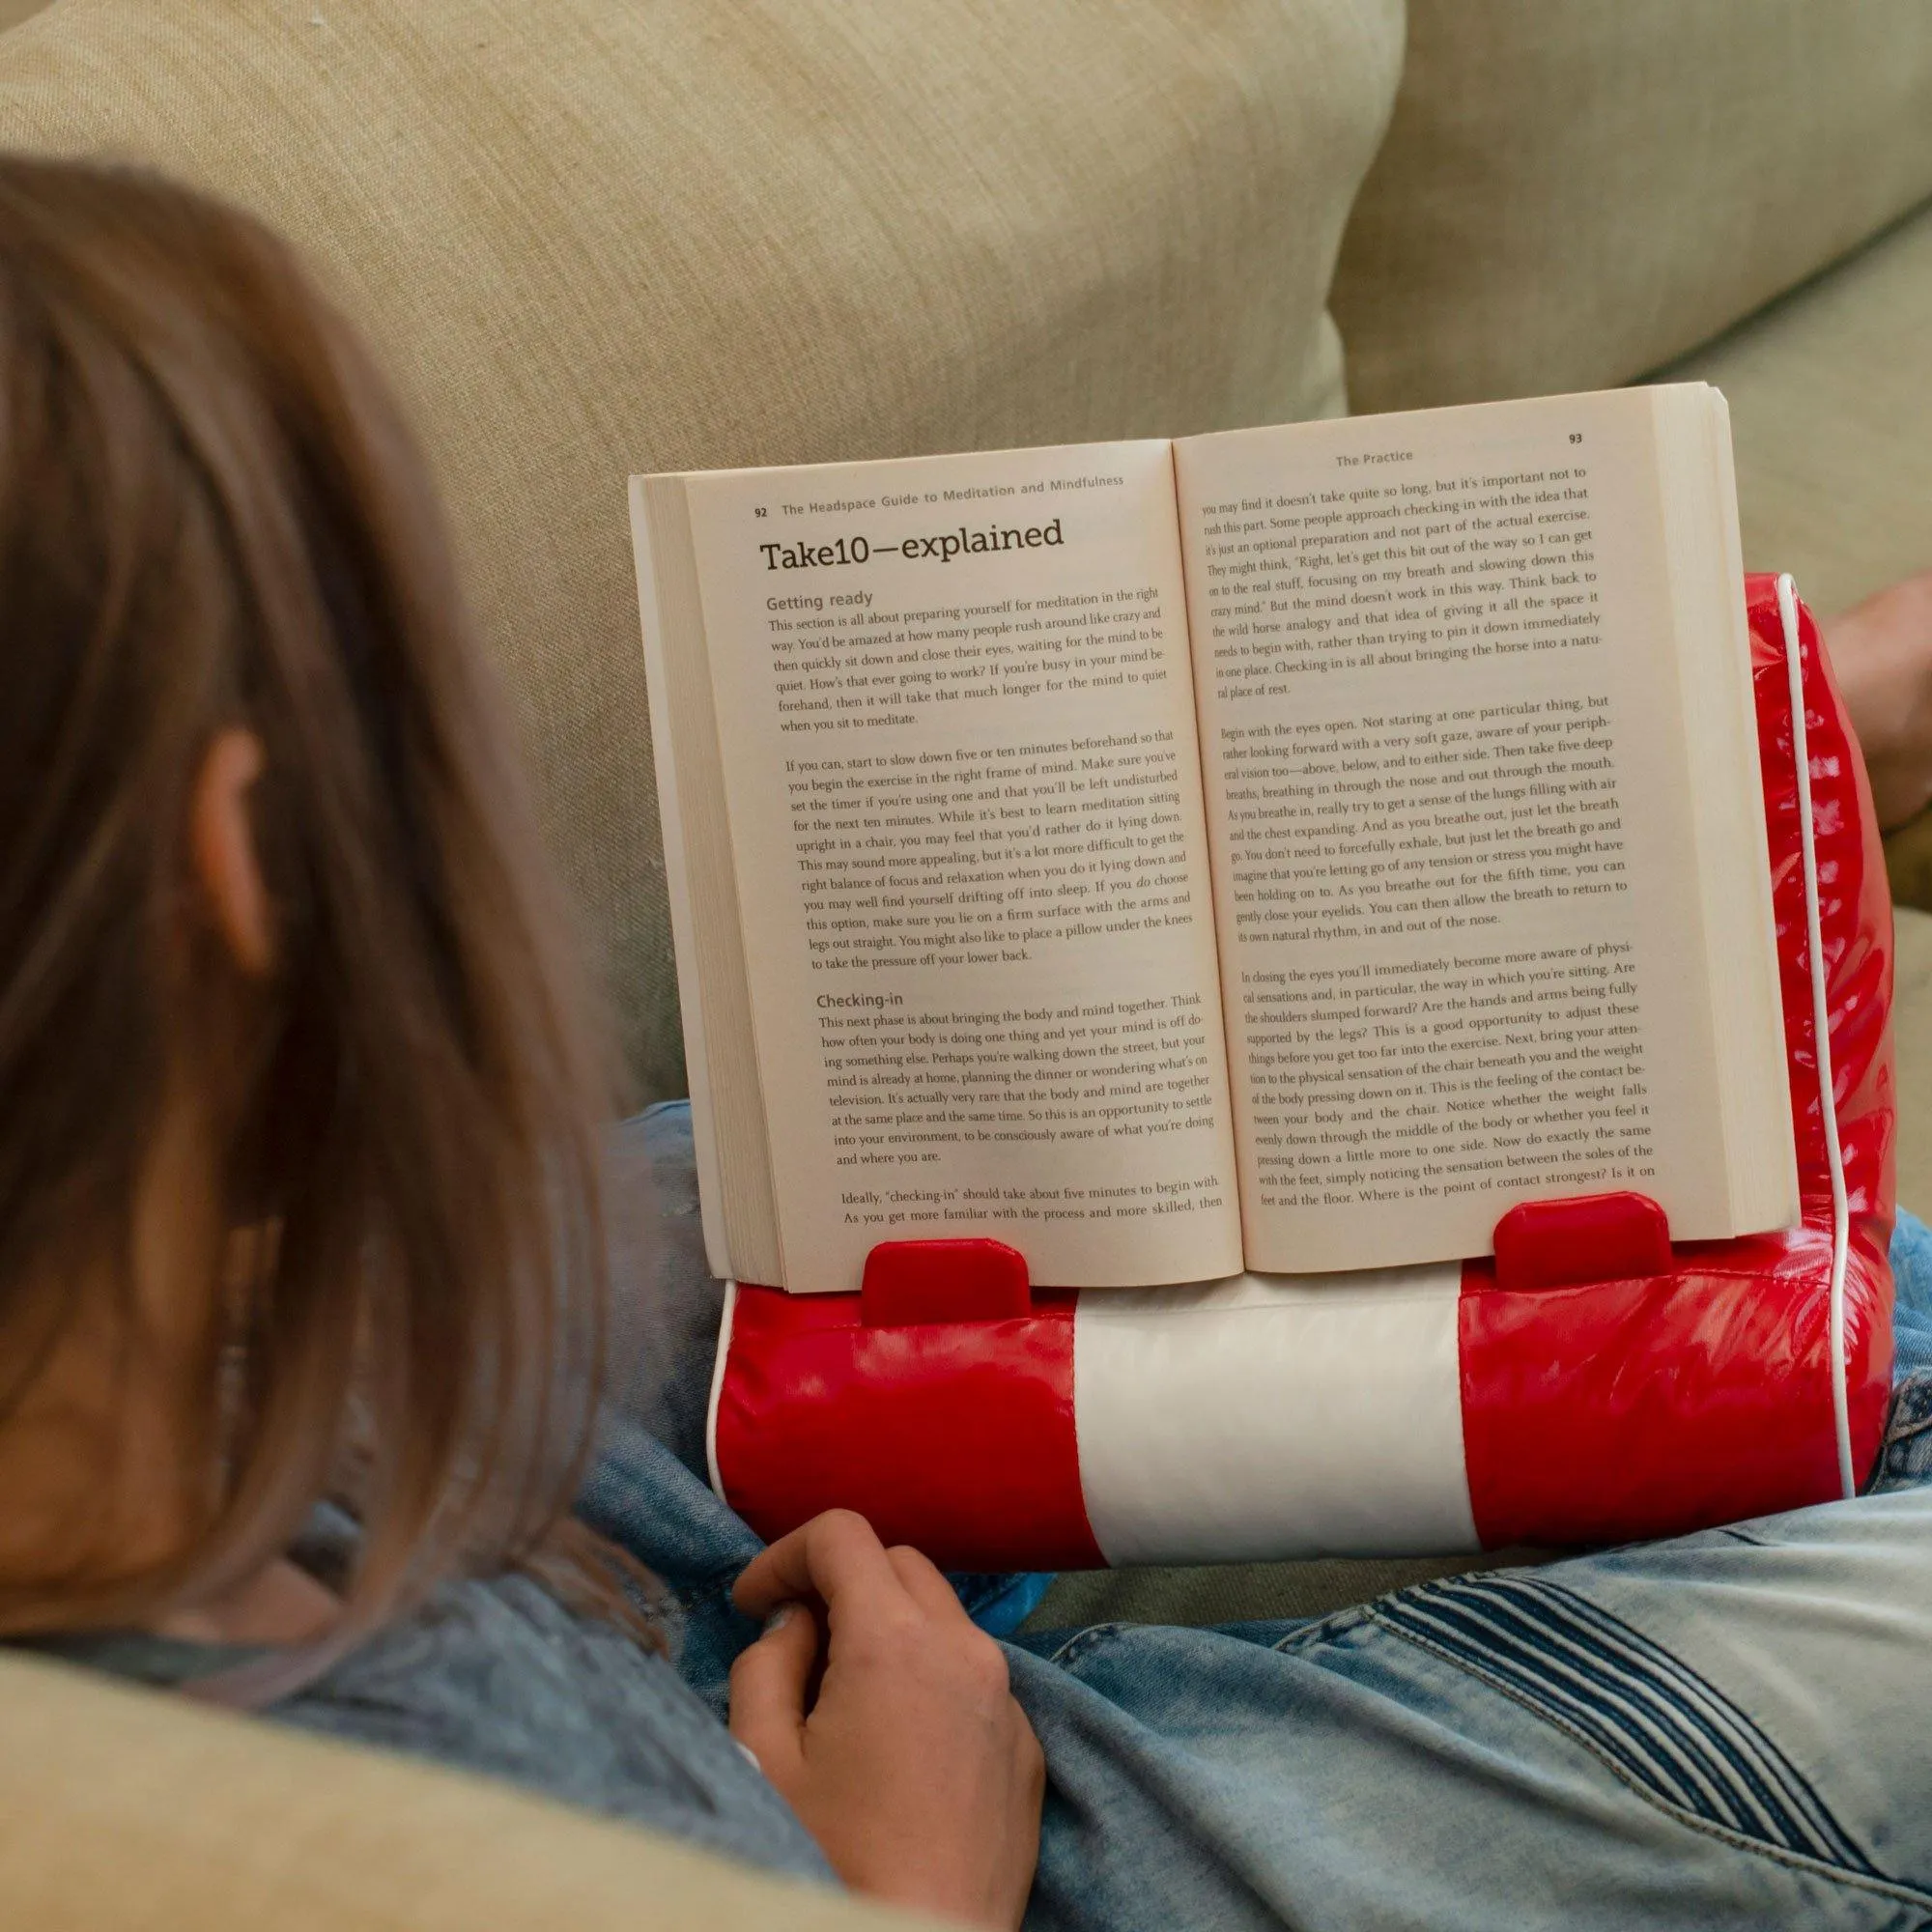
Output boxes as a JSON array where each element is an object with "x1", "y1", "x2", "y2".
[
  {"x1": 1777, "y1": 575, "x2": 1855, "y2": 1499},
  {"x1": 1073, "y1": 1268, "x2": 1477, "y2": 1564},
  {"x1": 706, "y1": 1281, "x2": 739, "y2": 1502}
]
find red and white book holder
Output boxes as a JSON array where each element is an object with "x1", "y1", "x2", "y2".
[{"x1": 705, "y1": 577, "x2": 1896, "y2": 1570}]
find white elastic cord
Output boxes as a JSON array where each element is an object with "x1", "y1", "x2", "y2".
[
  {"x1": 1777, "y1": 573, "x2": 1855, "y2": 1499},
  {"x1": 705, "y1": 1280, "x2": 739, "y2": 1502}
]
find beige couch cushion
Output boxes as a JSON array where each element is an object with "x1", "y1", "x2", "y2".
[
  {"x1": 1662, "y1": 200, "x2": 1932, "y2": 619},
  {"x1": 0, "y1": 1649, "x2": 926, "y2": 1930},
  {"x1": 0, "y1": 0, "x2": 1400, "y2": 1096},
  {"x1": 1333, "y1": 1, "x2": 1932, "y2": 414},
  {"x1": 1659, "y1": 201, "x2": 1932, "y2": 906}
]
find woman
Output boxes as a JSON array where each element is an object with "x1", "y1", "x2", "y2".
[{"x1": 3, "y1": 156, "x2": 1930, "y2": 1931}]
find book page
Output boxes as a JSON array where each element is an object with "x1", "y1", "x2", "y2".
[
  {"x1": 1177, "y1": 388, "x2": 1782, "y2": 1272},
  {"x1": 679, "y1": 441, "x2": 1241, "y2": 1292}
]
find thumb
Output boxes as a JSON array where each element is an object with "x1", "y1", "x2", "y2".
[{"x1": 727, "y1": 1604, "x2": 819, "y2": 1775}]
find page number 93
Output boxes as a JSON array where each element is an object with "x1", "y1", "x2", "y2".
[{"x1": 1569, "y1": 433, "x2": 1583, "y2": 444}]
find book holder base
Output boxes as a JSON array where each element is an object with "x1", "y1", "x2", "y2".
[
  {"x1": 705, "y1": 577, "x2": 1898, "y2": 1570},
  {"x1": 860, "y1": 1188, "x2": 1680, "y2": 1325}
]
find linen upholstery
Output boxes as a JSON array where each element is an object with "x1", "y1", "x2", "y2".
[
  {"x1": 1662, "y1": 201, "x2": 1932, "y2": 620},
  {"x1": 1333, "y1": 0, "x2": 1932, "y2": 414},
  {"x1": 1659, "y1": 203, "x2": 1932, "y2": 902},
  {"x1": 0, "y1": 0, "x2": 1402, "y2": 1097},
  {"x1": 0, "y1": 1650, "x2": 929, "y2": 1931}
]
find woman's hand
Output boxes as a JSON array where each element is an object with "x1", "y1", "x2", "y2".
[{"x1": 729, "y1": 1510, "x2": 1044, "y2": 1929}]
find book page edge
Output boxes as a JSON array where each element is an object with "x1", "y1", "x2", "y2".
[
  {"x1": 631, "y1": 475, "x2": 753, "y2": 1282},
  {"x1": 1651, "y1": 384, "x2": 1799, "y2": 1235}
]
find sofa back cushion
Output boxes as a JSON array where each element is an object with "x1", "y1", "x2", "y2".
[
  {"x1": 0, "y1": 0, "x2": 1400, "y2": 1094},
  {"x1": 1333, "y1": 0, "x2": 1932, "y2": 412}
]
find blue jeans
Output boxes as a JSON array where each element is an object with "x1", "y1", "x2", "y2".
[{"x1": 586, "y1": 1105, "x2": 1932, "y2": 1928}]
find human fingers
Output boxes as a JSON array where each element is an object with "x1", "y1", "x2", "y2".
[
  {"x1": 732, "y1": 1509, "x2": 906, "y2": 1623},
  {"x1": 884, "y1": 1542, "x2": 978, "y2": 1628},
  {"x1": 727, "y1": 1602, "x2": 823, "y2": 1775}
]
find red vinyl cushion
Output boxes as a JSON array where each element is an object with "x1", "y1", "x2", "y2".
[
  {"x1": 719, "y1": 1284, "x2": 1103, "y2": 1567},
  {"x1": 1458, "y1": 575, "x2": 1895, "y2": 1545},
  {"x1": 713, "y1": 576, "x2": 1895, "y2": 1567}
]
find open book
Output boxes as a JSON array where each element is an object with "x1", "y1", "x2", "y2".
[{"x1": 632, "y1": 385, "x2": 1796, "y2": 1293}]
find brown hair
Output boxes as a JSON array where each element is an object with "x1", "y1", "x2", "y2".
[{"x1": 0, "y1": 156, "x2": 650, "y2": 1660}]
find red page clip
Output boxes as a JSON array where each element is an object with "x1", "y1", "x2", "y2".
[
  {"x1": 865, "y1": 1201, "x2": 1675, "y2": 1318},
  {"x1": 1492, "y1": 1190, "x2": 1672, "y2": 1292},
  {"x1": 862, "y1": 1238, "x2": 1032, "y2": 1325}
]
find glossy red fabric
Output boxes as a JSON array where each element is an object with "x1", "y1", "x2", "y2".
[
  {"x1": 1492, "y1": 1192, "x2": 1672, "y2": 1292},
  {"x1": 862, "y1": 1237, "x2": 1032, "y2": 1325},
  {"x1": 714, "y1": 577, "x2": 1894, "y2": 1566},
  {"x1": 1460, "y1": 575, "x2": 1895, "y2": 1546},
  {"x1": 716, "y1": 1285, "x2": 1102, "y2": 1569}
]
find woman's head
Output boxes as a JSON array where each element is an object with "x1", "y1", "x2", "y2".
[{"x1": 0, "y1": 157, "x2": 614, "y2": 1642}]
